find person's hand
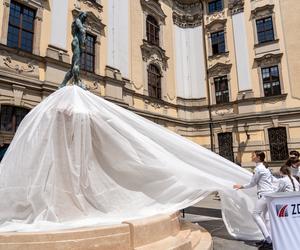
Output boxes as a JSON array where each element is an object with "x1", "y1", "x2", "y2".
[{"x1": 233, "y1": 184, "x2": 243, "y2": 190}]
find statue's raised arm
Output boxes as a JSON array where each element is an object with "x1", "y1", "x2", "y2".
[{"x1": 60, "y1": 11, "x2": 87, "y2": 89}]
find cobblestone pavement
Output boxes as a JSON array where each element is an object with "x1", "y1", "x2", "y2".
[{"x1": 184, "y1": 195, "x2": 259, "y2": 250}]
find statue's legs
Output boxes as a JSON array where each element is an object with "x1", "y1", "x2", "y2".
[
  {"x1": 59, "y1": 36, "x2": 86, "y2": 89},
  {"x1": 59, "y1": 38, "x2": 79, "y2": 88},
  {"x1": 59, "y1": 70, "x2": 73, "y2": 88},
  {"x1": 72, "y1": 39, "x2": 86, "y2": 89}
]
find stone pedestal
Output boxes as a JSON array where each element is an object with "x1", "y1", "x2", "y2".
[{"x1": 0, "y1": 213, "x2": 213, "y2": 250}]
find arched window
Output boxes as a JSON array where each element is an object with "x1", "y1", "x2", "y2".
[
  {"x1": 146, "y1": 15, "x2": 160, "y2": 46},
  {"x1": 148, "y1": 64, "x2": 161, "y2": 99},
  {"x1": 0, "y1": 105, "x2": 29, "y2": 132}
]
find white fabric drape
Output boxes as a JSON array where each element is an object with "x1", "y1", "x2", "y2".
[{"x1": 0, "y1": 86, "x2": 261, "y2": 240}]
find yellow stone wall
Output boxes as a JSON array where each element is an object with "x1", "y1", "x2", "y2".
[{"x1": 0, "y1": 0, "x2": 300, "y2": 168}]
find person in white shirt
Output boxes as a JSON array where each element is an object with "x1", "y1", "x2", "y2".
[
  {"x1": 285, "y1": 150, "x2": 300, "y2": 181},
  {"x1": 277, "y1": 165, "x2": 300, "y2": 192},
  {"x1": 233, "y1": 151, "x2": 274, "y2": 249}
]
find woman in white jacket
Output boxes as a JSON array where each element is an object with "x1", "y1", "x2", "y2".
[
  {"x1": 233, "y1": 151, "x2": 274, "y2": 249},
  {"x1": 277, "y1": 165, "x2": 300, "y2": 192}
]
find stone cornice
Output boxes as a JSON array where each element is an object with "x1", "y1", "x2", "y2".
[
  {"x1": 172, "y1": 0, "x2": 203, "y2": 28},
  {"x1": 16, "y1": 0, "x2": 46, "y2": 9}
]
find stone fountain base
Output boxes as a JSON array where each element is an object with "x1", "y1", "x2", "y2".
[{"x1": 0, "y1": 212, "x2": 212, "y2": 250}]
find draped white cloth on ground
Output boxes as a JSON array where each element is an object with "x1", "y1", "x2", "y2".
[{"x1": 0, "y1": 86, "x2": 261, "y2": 239}]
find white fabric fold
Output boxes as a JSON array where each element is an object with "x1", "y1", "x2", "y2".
[{"x1": 0, "y1": 86, "x2": 261, "y2": 240}]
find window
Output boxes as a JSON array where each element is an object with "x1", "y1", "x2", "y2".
[
  {"x1": 211, "y1": 31, "x2": 225, "y2": 55},
  {"x1": 261, "y1": 66, "x2": 281, "y2": 97},
  {"x1": 208, "y1": 0, "x2": 223, "y2": 14},
  {"x1": 80, "y1": 34, "x2": 96, "y2": 72},
  {"x1": 146, "y1": 15, "x2": 160, "y2": 46},
  {"x1": 7, "y1": 1, "x2": 35, "y2": 52},
  {"x1": 214, "y1": 76, "x2": 229, "y2": 104},
  {"x1": 148, "y1": 64, "x2": 161, "y2": 99},
  {"x1": 218, "y1": 132, "x2": 234, "y2": 162},
  {"x1": 0, "y1": 105, "x2": 29, "y2": 132},
  {"x1": 268, "y1": 127, "x2": 289, "y2": 161},
  {"x1": 256, "y1": 17, "x2": 274, "y2": 44}
]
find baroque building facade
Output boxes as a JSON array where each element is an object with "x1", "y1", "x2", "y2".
[{"x1": 0, "y1": 0, "x2": 299, "y2": 168}]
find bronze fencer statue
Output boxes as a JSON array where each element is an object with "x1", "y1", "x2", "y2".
[{"x1": 60, "y1": 11, "x2": 87, "y2": 89}]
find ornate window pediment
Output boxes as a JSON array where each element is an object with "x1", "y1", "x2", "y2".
[
  {"x1": 251, "y1": 4, "x2": 274, "y2": 19},
  {"x1": 77, "y1": 0, "x2": 103, "y2": 13},
  {"x1": 206, "y1": 19, "x2": 226, "y2": 32},
  {"x1": 208, "y1": 62, "x2": 231, "y2": 78},
  {"x1": 172, "y1": 0, "x2": 203, "y2": 28},
  {"x1": 140, "y1": 0, "x2": 166, "y2": 24},
  {"x1": 206, "y1": 9, "x2": 225, "y2": 26},
  {"x1": 72, "y1": 10, "x2": 105, "y2": 36},
  {"x1": 228, "y1": 0, "x2": 244, "y2": 15},
  {"x1": 255, "y1": 53, "x2": 282, "y2": 67},
  {"x1": 141, "y1": 40, "x2": 169, "y2": 70}
]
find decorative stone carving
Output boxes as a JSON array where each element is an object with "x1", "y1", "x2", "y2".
[
  {"x1": 271, "y1": 116, "x2": 279, "y2": 127},
  {"x1": 141, "y1": 40, "x2": 169, "y2": 70},
  {"x1": 140, "y1": 0, "x2": 166, "y2": 24},
  {"x1": 208, "y1": 63, "x2": 232, "y2": 78},
  {"x1": 3, "y1": 56, "x2": 35, "y2": 74},
  {"x1": 12, "y1": 85, "x2": 26, "y2": 106},
  {"x1": 166, "y1": 93, "x2": 176, "y2": 102},
  {"x1": 206, "y1": 19, "x2": 227, "y2": 32},
  {"x1": 72, "y1": 10, "x2": 105, "y2": 36},
  {"x1": 213, "y1": 108, "x2": 234, "y2": 116},
  {"x1": 255, "y1": 53, "x2": 283, "y2": 67},
  {"x1": 206, "y1": 10, "x2": 225, "y2": 26},
  {"x1": 87, "y1": 80, "x2": 101, "y2": 91},
  {"x1": 228, "y1": 0, "x2": 244, "y2": 15},
  {"x1": 144, "y1": 98, "x2": 164, "y2": 110},
  {"x1": 78, "y1": 0, "x2": 103, "y2": 13},
  {"x1": 251, "y1": 4, "x2": 274, "y2": 19},
  {"x1": 3, "y1": 0, "x2": 9, "y2": 7},
  {"x1": 172, "y1": 0, "x2": 203, "y2": 28}
]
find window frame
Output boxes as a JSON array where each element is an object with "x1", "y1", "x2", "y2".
[
  {"x1": 208, "y1": 0, "x2": 223, "y2": 14},
  {"x1": 268, "y1": 127, "x2": 289, "y2": 161},
  {"x1": 147, "y1": 64, "x2": 162, "y2": 99},
  {"x1": 261, "y1": 65, "x2": 281, "y2": 97},
  {"x1": 0, "y1": 105, "x2": 29, "y2": 133},
  {"x1": 146, "y1": 15, "x2": 160, "y2": 46},
  {"x1": 80, "y1": 33, "x2": 96, "y2": 73},
  {"x1": 7, "y1": 0, "x2": 36, "y2": 53},
  {"x1": 256, "y1": 16, "x2": 275, "y2": 44},
  {"x1": 218, "y1": 132, "x2": 234, "y2": 162},
  {"x1": 214, "y1": 75, "x2": 229, "y2": 104},
  {"x1": 210, "y1": 30, "x2": 226, "y2": 55}
]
